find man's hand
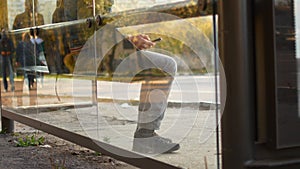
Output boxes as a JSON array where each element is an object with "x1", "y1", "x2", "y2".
[{"x1": 127, "y1": 34, "x2": 156, "y2": 50}]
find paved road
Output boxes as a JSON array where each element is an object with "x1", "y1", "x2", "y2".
[{"x1": 32, "y1": 75, "x2": 220, "y2": 104}]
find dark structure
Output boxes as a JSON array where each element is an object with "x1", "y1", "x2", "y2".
[{"x1": 220, "y1": 0, "x2": 300, "y2": 168}]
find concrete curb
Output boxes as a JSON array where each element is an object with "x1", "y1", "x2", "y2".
[{"x1": 9, "y1": 100, "x2": 219, "y2": 113}]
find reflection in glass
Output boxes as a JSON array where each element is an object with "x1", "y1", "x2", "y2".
[
  {"x1": 77, "y1": 0, "x2": 114, "y2": 19},
  {"x1": 112, "y1": 0, "x2": 188, "y2": 12},
  {"x1": 274, "y1": 0, "x2": 300, "y2": 147},
  {"x1": 16, "y1": 32, "x2": 36, "y2": 90},
  {"x1": 0, "y1": 29, "x2": 15, "y2": 92},
  {"x1": 295, "y1": 0, "x2": 300, "y2": 117},
  {"x1": 1, "y1": 1, "x2": 221, "y2": 168},
  {"x1": 71, "y1": 11, "x2": 221, "y2": 168},
  {"x1": 12, "y1": 0, "x2": 44, "y2": 30},
  {"x1": 0, "y1": 1, "x2": 8, "y2": 29},
  {"x1": 52, "y1": 0, "x2": 66, "y2": 23}
]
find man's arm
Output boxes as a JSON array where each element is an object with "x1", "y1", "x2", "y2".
[{"x1": 127, "y1": 34, "x2": 156, "y2": 50}]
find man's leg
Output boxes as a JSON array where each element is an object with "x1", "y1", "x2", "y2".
[
  {"x1": 133, "y1": 51, "x2": 179, "y2": 154},
  {"x1": 136, "y1": 75, "x2": 173, "y2": 131}
]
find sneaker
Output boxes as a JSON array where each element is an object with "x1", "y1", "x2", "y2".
[
  {"x1": 132, "y1": 129, "x2": 180, "y2": 154},
  {"x1": 11, "y1": 86, "x2": 15, "y2": 92},
  {"x1": 153, "y1": 132, "x2": 172, "y2": 143}
]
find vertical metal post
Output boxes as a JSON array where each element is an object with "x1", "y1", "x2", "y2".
[
  {"x1": 92, "y1": 79, "x2": 97, "y2": 105},
  {"x1": 0, "y1": 0, "x2": 14, "y2": 133},
  {"x1": 0, "y1": 86, "x2": 14, "y2": 133},
  {"x1": 1, "y1": 116, "x2": 14, "y2": 133},
  {"x1": 219, "y1": 0, "x2": 256, "y2": 168}
]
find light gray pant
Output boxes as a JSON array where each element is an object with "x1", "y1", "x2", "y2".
[{"x1": 136, "y1": 50, "x2": 177, "y2": 130}]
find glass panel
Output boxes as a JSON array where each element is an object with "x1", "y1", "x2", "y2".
[
  {"x1": 73, "y1": 1, "x2": 222, "y2": 168},
  {"x1": 31, "y1": 0, "x2": 96, "y2": 129},
  {"x1": 274, "y1": 0, "x2": 300, "y2": 148},
  {"x1": 1, "y1": 1, "x2": 222, "y2": 168},
  {"x1": 1, "y1": 0, "x2": 35, "y2": 110},
  {"x1": 0, "y1": 0, "x2": 95, "y2": 127},
  {"x1": 10, "y1": 0, "x2": 45, "y2": 30}
]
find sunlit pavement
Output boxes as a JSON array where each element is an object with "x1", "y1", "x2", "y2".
[{"x1": 1, "y1": 75, "x2": 221, "y2": 169}]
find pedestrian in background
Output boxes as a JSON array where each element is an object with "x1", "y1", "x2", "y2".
[
  {"x1": 0, "y1": 29, "x2": 15, "y2": 92},
  {"x1": 16, "y1": 32, "x2": 36, "y2": 90}
]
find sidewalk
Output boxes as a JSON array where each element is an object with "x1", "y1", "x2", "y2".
[{"x1": 1, "y1": 76, "x2": 221, "y2": 169}]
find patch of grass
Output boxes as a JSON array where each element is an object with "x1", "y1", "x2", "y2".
[
  {"x1": 0, "y1": 128, "x2": 7, "y2": 134},
  {"x1": 12, "y1": 132, "x2": 20, "y2": 137},
  {"x1": 14, "y1": 135, "x2": 45, "y2": 147},
  {"x1": 95, "y1": 151, "x2": 102, "y2": 156}
]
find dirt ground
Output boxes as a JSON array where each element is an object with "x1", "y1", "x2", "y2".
[
  {"x1": 0, "y1": 129, "x2": 137, "y2": 169},
  {"x1": 0, "y1": 79, "x2": 139, "y2": 169}
]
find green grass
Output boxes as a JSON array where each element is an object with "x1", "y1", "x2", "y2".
[
  {"x1": 14, "y1": 135, "x2": 45, "y2": 147},
  {"x1": 0, "y1": 128, "x2": 7, "y2": 134}
]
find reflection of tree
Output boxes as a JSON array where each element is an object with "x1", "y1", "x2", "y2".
[
  {"x1": 0, "y1": 0, "x2": 8, "y2": 29},
  {"x1": 92, "y1": 17, "x2": 213, "y2": 77},
  {"x1": 77, "y1": 0, "x2": 114, "y2": 19},
  {"x1": 64, "y1": 0, "x2": 115, "y2": 20},
  {"x1": 37, "y1": 1, "x2": 212, "y2": 75},
  {"x1": 114, "y1": 17, "x2": 214, "y2": 74}
]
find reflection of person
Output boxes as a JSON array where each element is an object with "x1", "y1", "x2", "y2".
[
  {"x1": 30, "y1": 28, "x2": 45, "y2": 57},
  {"x1": 52, "y1": 0, "x2": 66, "y2": 23},
  {"x1": 127, "y1": 34, "x2": 180, "y2": 154},
  {"x1": 30, "y1": 28, "x2": 46, "y2": 86},
  {"x1": 0, "y1": 29, "x2": 15, "y2": 92},
  {"x1": 13, "y1": 0, "x2": 44, "y2": 30},
  {"x1": 52, "y1": 0, "x2": 69, "y2": 73},
  {"x1": 16, "y1": 32, "x2": 36, "y2": 90},
  {"x1": 46, "y1": 29, "x2": 63, "y2": 74}
]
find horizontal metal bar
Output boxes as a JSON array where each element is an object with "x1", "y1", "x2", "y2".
[{"x1": 2, "y1": 109, "x2": 181, "y2": 169}]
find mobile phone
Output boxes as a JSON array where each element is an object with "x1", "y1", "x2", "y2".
[{"x1": 152, "y1": 37, "x2": 162, "y2": 42}]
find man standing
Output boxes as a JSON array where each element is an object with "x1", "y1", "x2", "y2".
[{"x1": 0, "y1": 29, "x2": 15, "y2": 92}]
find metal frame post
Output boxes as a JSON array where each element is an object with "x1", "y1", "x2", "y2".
[
  {"x1": 1, "y1": 116, "x2": 14, "y2": 133},
  {"x1": 0, "y1": 82, "x2": 14, "y2": 133},
  {"x1": 219, "y1": 0, "x2": 256, "y2": 168}
]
